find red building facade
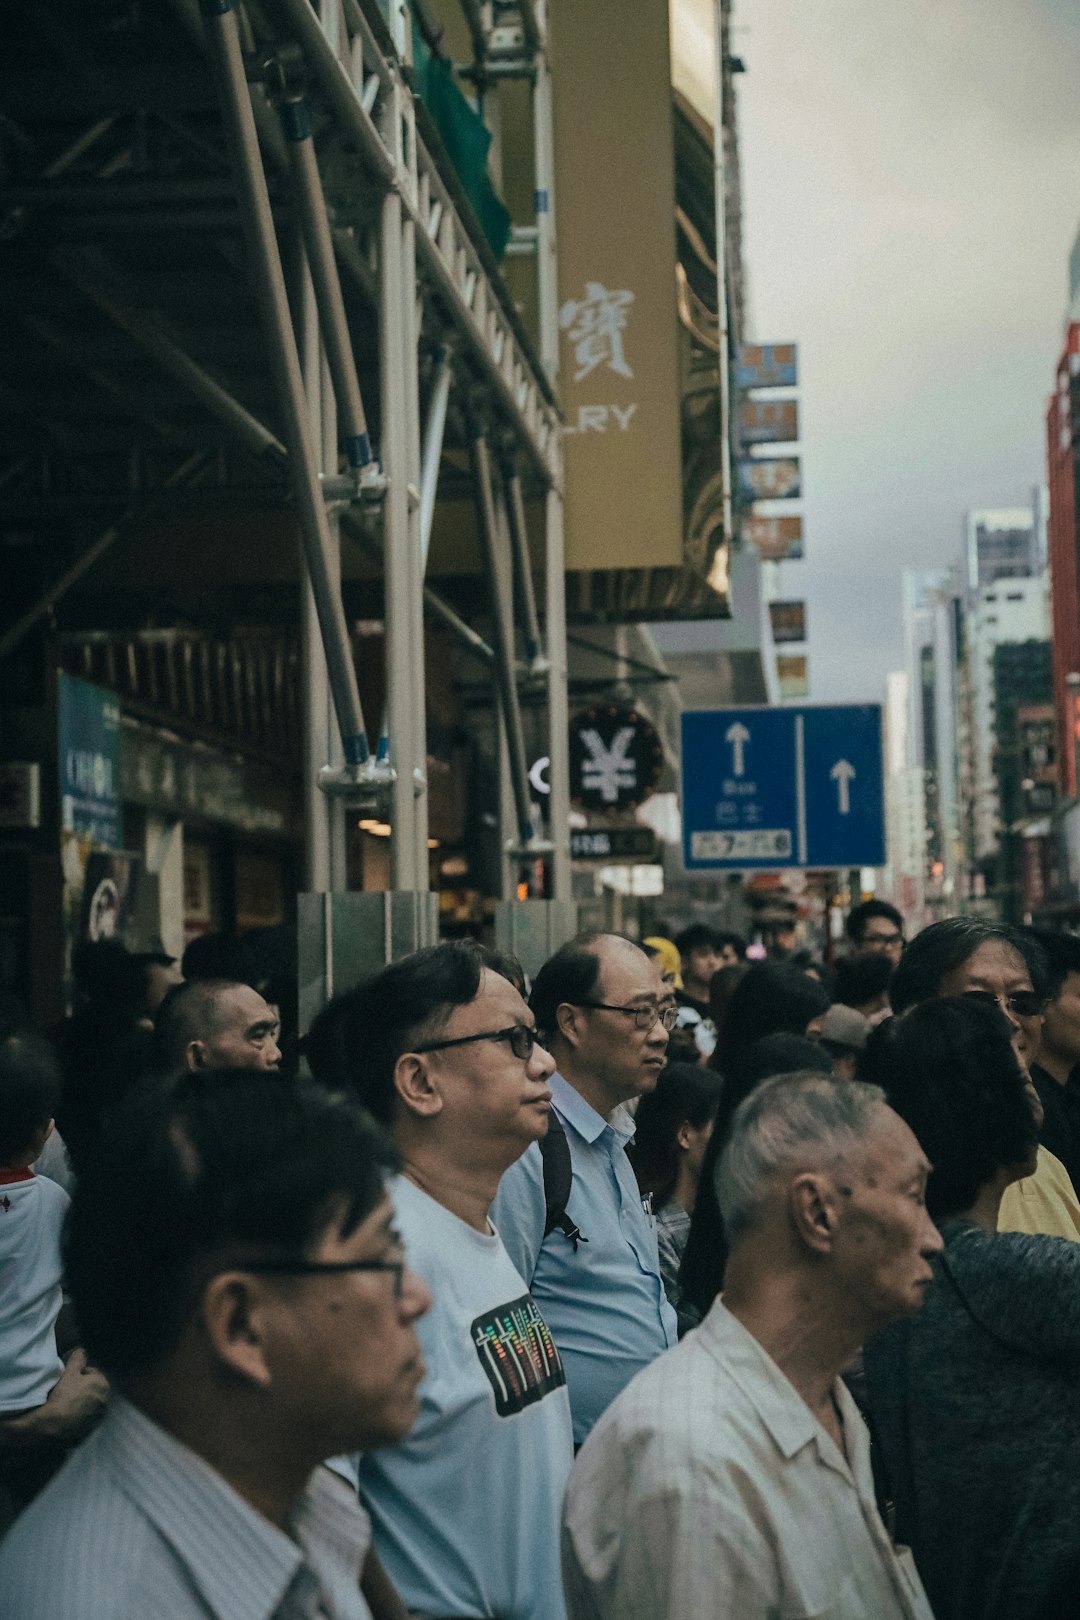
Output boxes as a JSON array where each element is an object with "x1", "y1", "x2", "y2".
[{"x1": 1047, "y1": 323, "x2": 1080, "y2": 798}]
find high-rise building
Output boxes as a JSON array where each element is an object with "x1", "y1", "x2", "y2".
[
  {"x1": 902, "y1": 568, "x2": 961, "y2": 903},
  {"x1": 964, "y1": 575, "x2": 1050, "y2": 862},
  {"x1": 964, "y1": 508, "x2": 1037, "y2": 596}
]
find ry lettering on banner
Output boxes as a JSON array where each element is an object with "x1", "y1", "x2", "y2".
[{"x1": 560, "y1": 281, "x2": 639, "y2": 436}]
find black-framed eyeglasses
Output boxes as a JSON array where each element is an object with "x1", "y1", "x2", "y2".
[
  {"x1": 412, "y1": 1023, "x2": 539, "y2": 1061},
  {"x1": 231, "y1": 1257, "x2": 407, "y2": 1299},
  {"x1": 575, "y1": 1001, "x2": 679, "y2": 1032},
  {"x1": 963, "y1": 988, "x2": 1044, "y2": 1019}
]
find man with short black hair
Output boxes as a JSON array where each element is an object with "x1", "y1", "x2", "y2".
[
  {"x1": 846, "y1": 899, "x2": 905, "y2": 964},
  {"x1": 308, "y1": 943, "x2": 573, "y2": 1620},
  {"x1": 562, "y1": 1072, "x2": 939, "y2": 1620},
  {"x1": 0, "y1": 1069, "x2": 429, "y2": 1619},
  {"x1": 492, "y1": 932, "x2": 678, "y2": 1447},
  {"x1": 155, "y1": 978, "x2": 281, "y2": 1073},
  {"x1": 674, "y1": 924, "x2": 720, "y2": 1014}
]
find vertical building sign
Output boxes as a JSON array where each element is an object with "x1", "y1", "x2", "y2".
[
  {"x1": 551, "y1": 0, "x2": 682, "y2": 571},
  {"x1": 58, "y1": 672, "x2": 121, "y2": 848}
]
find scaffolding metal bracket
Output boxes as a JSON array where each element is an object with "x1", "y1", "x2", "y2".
[{"x1": 318, "y1": 758, "x2": 397, "y2": 799}]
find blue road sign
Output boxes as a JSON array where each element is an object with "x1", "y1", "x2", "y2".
[{"x1": 680, "y1": 705, "x2": 885, "y2": 870}]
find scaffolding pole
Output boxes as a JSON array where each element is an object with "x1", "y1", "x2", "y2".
[
  {"x1": 501, "y1": 453, "x2": 546, "y2": 671},
  {"x1": 199, "y1": 0, "x2": 370, "y2": 769},
  {"x1": 279, "y1": 94, "x2": 374, "y2": 475},
  {"x1": 471, "y1": 429, "x2": 535, "y2": 848}
]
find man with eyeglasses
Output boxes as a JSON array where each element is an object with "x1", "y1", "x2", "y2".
[
  {"x1": 846, "y1": 899, "x2": 905, "y2": 965},
  {"x1": 890, "y1": 917, "x2": 1080, "y2": 1243},
  {"x1": 0, "y1": 1068, "x2": 430, "y2": 1620},
  {"x1": 306, "y1": 943, "x2": 574, "y2": 1620},
  {"x1": 491, "y1": 932, "x2": 679, "y2": 1449}
]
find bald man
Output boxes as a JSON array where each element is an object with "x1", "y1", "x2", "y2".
[
  {"x1": 491, "y1": 933, "x2": 678, "y2": 1446},
  {"x1": 154, "y1": 980, "x2": 281, "y2": 1075}
]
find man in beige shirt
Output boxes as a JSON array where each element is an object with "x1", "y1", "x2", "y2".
[{"x1": 562, "y1": 1070, "x2": 941, "y2": 1620}]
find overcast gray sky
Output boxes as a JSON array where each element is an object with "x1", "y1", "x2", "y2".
[{"x1": 673, "y1": 0, "x2": 1080, "y2": 702}]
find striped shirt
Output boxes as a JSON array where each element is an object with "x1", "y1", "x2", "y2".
[
  {"x1": 0, "y1": 1397, "x2": 373, "y2": 1620},
  {"x1": 562, "y1": 1300, "x2": 934, "y2": 1620}
]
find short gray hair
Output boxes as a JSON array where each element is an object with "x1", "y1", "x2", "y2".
[{"x1": 716, "y1": 1071, "x2": 887, "y2": 1243}]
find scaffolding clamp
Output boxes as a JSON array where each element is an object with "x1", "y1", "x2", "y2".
[{"x1": 317, "y1": 757, "x2": 397, "y2": 799}]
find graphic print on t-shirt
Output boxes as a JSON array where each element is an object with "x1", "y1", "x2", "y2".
[{"x1": 471, "y1": 1292, "x2": 566, "y2": 1418}]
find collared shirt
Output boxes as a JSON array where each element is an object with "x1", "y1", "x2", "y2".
[
  {"x1": 0, "y1": 1396, "x2": 373, "y2": 1620},
  {"x1": 998, "y1": 1143, "x2": 1080, "y2": 1242},
  {"x1": 562, "y1": 1300, "x2": 934, "y2": 1620},
  {"x1": 490, "y1": 1073, "x2": 677, "y2": 1447}
]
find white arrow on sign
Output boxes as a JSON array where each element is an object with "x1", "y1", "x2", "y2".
[
  {"x1": 830, "y1": 758, "x2": 856, "y2": 815},
  {"x1": 725, "y1": 721, "x2": 751, "y2": 777}
]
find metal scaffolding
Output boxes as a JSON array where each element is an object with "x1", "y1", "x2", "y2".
[{"x1": 1, "y1": 0, "x2": 574, "y2": 946}]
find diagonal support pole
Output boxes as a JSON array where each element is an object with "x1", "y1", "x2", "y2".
[
  {"x1": 278, "y1": 95, "x2": 375, "y2": 479},
  {"x1": 500, "y1": 450, "x2": 547, "y2": 673},
  {"x1": 199, "y1": 0, "x2": 370, "y2": 770},
  {"x1": 470, "y1": 427, "x2": 537, "y2": 849}
]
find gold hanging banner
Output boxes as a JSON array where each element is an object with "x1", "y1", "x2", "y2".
[{"x1": 551, "y1": 0, "x2": 683, "y2": 571}]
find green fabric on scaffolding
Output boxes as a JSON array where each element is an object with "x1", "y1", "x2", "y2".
[{"x1": 410, "y1": 29, "x2": 512, "y2": 261}]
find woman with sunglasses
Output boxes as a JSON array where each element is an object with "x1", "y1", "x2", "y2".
[
  {"x1": 889, "y1": 917, "x2": 1080, "y2": 1243},
  {"x1": 860, "y1": 997, "x2": 1080, "y2": 1620}
]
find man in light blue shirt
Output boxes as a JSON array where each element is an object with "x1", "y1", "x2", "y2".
[{"x1": 492, "y1": 933, "x2": 679, "y2": 1445}]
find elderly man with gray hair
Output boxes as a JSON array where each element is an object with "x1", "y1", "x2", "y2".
[{"x1": 561, "y1": 1071, "x2": 942, "y2": 1620}]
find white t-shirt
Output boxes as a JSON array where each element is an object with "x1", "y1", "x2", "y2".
[
  {"x1": 0, "y1": 1171, "x2": 68, "y2": 1412},
  {"x1": 358, "y1": 1175, "x2": 574, "y2": 1620}
]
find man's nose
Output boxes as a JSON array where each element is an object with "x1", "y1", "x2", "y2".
[
  {"x1": 999, "y1": 997, "x2": 1022, "y2": 1030},
  {"x1": 920, "y1": 1214, "x2": 944, "y2": 1257},
  {"x1": 528, "y1": 1041, "x2": 556, "y2": 1079}
]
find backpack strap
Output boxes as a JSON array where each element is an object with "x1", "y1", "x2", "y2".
[{"x1": 539, "y1": 1111, "x2": 588, "y2": 1250}]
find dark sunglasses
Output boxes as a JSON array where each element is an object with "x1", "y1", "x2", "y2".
[
  {"x1": 413, "y1": 1024, "x2": 539, "y2": 1061},
  {"x1": 963, "y1": 989, "x2": 1044, "y2": 1019}
]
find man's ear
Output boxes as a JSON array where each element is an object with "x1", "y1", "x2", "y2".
[
  {"x1": 393, "y1": 1051, "x2": 443, "y2": 1119},
  {"x1": 554, "y1": 1001, "x2": 582, "y2": 1048},
  {"x1": 186, "y1": 1040, "x2": 208, "y2": 1073},
  {"x1": 675, "y1": 1120, "x2": 694, "y2": 1153},
  {"x1": 788, "y1": 1172, "x2": 838, "y2": 1256},
  {"x1": 199, "y1": 1274, "x2": 274, "y2": 1388}
]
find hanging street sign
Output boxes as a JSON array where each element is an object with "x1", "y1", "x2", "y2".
[
  {"x1": 680, "y1": 705, "x2": 885, "y2": 870},
  {"x1": 739, "y1": 398, "x2": 799, "y2": 445},
  {"x1": 570, "y1": 826, "x2": 658, "y2": 862},
  {"x1": 569, "y1": 704, "x2": 664, "y2": 812},
  {"x1": 768, "y1": 600, "x2": 807, "y2": 644},
  {"x1": 738, "y1": 457, "x2": 801, "y2": 501},
  {"x1": 777, "y1": 655, "x2": 810, "y2": 700},
  {"x1": 742, "y1": 513, "x2": 803, "y2": 560},
  {"x1": 736, "y1": 343, "x2": 798, "y2": 389}
]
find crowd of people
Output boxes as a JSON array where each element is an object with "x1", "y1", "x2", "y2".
[{"x1": 2, "y1": 902, "x2": 1080, "y2": 1618}]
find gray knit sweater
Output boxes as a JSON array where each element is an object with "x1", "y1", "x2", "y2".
[{"x1": 864, "y1": 1217, "x2": 1080, "y2": 1620}]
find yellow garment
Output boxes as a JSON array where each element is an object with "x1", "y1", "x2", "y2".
[
  {"x1": 997, "y1": 1145, "x2": 1080, "y2": 1243},
  {"x1": 643, "y1": 936, "x2": 682, "y2": 989}
]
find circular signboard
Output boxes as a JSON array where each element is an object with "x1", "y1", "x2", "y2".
[{"x1": 569, "y1": 704, "x2": 664, "y2": 812}]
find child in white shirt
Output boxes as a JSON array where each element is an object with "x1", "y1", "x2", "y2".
[{"x1": 0, "y1": 1034, "x2": 69, "y2": 1418}]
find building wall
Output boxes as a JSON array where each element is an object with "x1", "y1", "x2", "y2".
[
  {"x1": 967, "y1": 576, "x2": 1050, "y2": 858},
  {"x1": 1047, "y1": 324, "x2": 1080, "y2": 800}
]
